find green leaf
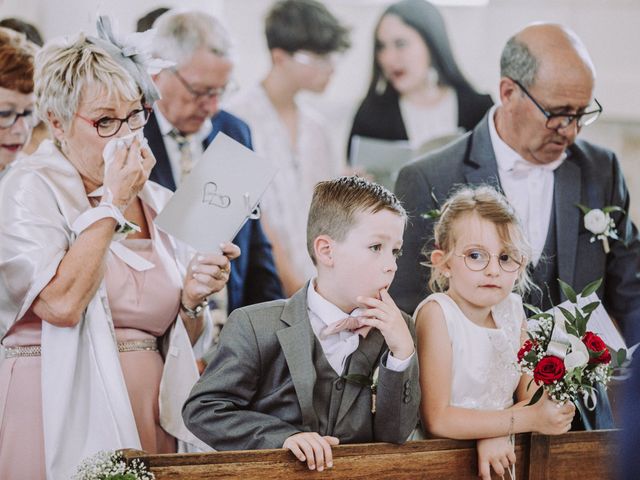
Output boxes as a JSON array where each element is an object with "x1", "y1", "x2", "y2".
[
  {"x1": 558, "y1": 306, "x2": 576, "y2": 324},
  {"x1": 529, "y1": 312, "x2": 552, "y2": 320},
  {"x1": 602, "y1": 206, "x2": 625, "y2": 214},
  {"x1": 526, "y1": 386, "x2": 544, "y2": 406},
  {"x1": 527, "y1": 377, "x2": 535, "y2": 391},
  {"x1": 580, "y1": 278, "x2": 603, "y2": 298},
  {"x1": 617, "y1": 348, "x2": 627, "y2": 367},
  {"x1": 524, "y1": 351, "x2": 538, "y2": 363},
  {"x1": 342, "y1": 373, "x2": 372, "y2": 388},
  {"x1": 576, "y1": 203, "x2": 591, "y2": 215},
  {"x1": 565, "y1": 323, "x2": 580, "y2": 338},
  {"x1": 524, "y1": 303, "x2": 542, "y2": 315},
  {"x1": 558, "y1": 279, "x2": 577, "y2": 303},
  {"x1": 420, "y1": 209, "x2": 441, "y2": 220},
  {"x1": 581, "y1": 301, "x2": 600, "y2": 316}
]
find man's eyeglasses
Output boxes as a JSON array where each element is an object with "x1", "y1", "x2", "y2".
[
  {"x1": 455, "y1": 248, "x2": 523, "y2": 273},
  {"x1": 76, "y1": 107, "x2": 151, "y2": 138},
  {"x1": 0, "y1": 109, "x2": 39, "y2": 129},
  {"x1": 510, "y1": 78, "x2": 602, "y2": 130},
  {"x1": 171, "y1": 68, "x2": 231, "y2": 101}
]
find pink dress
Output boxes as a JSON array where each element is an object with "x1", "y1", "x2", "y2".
[{"x1": 0, "y1": 203, "x2": 182, "y2": 479}]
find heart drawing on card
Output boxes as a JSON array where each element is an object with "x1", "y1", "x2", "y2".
[{"x1": 202, "y1": 182, "x2": 231, "y2": 208}]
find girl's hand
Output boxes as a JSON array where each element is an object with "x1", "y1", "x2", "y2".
[
  {"x1": 477, "y1": 436, "x2": 516, "y2": 480},
  {"x1": 182, "y1": 243, "x2": 241, "y2": 309},
  {"x1": 356, "y1": 289, "x2": 414, "y2": 360},
  {"x1": 532, "y1": 393, "x2": 575, "y2": 435}
]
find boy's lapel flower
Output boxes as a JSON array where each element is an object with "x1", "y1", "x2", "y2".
[
  {"x1": 420, "y1": 190, "x2": 442, "y2": 220},
  {"x1": 577, "y1": 204, "x2": 625, "y2": 254}
]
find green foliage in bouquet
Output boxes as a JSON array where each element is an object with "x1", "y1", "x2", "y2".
[{"x1": 519, "y1": 278, "x2": 628, "y2": 406}]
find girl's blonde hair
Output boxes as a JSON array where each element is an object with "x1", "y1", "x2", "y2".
[{"x1": 426, "y1": 184, "x2": 533, "y2": 295}]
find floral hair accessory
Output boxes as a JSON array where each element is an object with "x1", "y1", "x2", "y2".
[
  {"x1": 87, "y1": 16, "x2": 174, "y2": 105},
  {"x1": 577, "y1": 203, "x2": 625, "y2": 254}
]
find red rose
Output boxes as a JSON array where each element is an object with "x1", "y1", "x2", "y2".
[
  {"x1": 533, "y1": 356, "x2": 566, "y2": 385},
  {"x1": 582, "y1": 331, "x2": 611, "y2": 364},
  {"x1": 518, "y1": 339, "x2": 536, "y2": 362}
]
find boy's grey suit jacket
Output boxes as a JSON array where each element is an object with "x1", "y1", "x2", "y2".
[{"x1": 183, "y1": 284, "x2": 420, "y2": 451}]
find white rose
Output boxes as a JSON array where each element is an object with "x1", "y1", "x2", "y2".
[{"x1": 584, "y1": 209, "x2": 609, "y2": 235}]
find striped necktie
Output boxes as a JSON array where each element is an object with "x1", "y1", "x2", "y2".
[{"x1": 168, "y1": 129, "x2": 193, "y2": 183}]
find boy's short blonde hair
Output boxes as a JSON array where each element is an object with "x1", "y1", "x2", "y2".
[
  {"x1": 427, "y1": 185, "x2": 533, "y2": 295},
  {"x1": 307, "y1": 176, "x2": 406, "y2": 264}
]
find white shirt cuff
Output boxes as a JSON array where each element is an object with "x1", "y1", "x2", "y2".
[{"x1": 385, "y1": 350, "x2": 415, "y2": 372}]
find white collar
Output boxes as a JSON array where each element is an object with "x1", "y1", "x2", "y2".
[
  {"x1": 306, "y1": 279, "x2": 355, "y2": 327},
  {"x1": 153, "y1": 105, "x2": 212, "y2": 144},
  {"x1": 489, "y1": 105, "x2": 566, "y2": 173}
]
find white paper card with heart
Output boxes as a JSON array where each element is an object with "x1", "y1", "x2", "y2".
[{"x1": 154, "y1": 133, "x2": 278, "y2": 253}]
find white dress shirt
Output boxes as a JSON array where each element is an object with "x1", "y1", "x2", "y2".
[
  {"x1": 225, "y1": 86, "x2": 342, "y2": 283},
  {"x1": 488, "y1": 107, "x2": 565, "y2": 265},
  {"x1": 153, "y1": 106, "x2": 212, "y2": 185},
  {"x1": 306, "y1": 280, "x2": 413, "y2": 375}
]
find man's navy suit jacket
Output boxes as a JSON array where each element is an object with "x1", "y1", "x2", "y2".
[{"x1": 145, "y1": 110, "x2": 284, "y2": 313}]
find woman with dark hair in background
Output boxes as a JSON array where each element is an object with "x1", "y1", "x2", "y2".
[{"x1": 348, "y1": 0, "x2": 492, "y2": 157}]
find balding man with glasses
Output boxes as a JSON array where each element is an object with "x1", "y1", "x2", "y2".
[{"x1": 392, "y1": 23, "x2": 640, "y2": 429}]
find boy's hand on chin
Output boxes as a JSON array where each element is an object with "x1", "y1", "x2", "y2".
[{"x1": 356, "y1": 289, "x2": 414, "y2": 360}]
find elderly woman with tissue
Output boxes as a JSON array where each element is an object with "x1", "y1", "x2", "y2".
[{"x1": 0, "y1": 19, "x2": 238, "y2": 479}]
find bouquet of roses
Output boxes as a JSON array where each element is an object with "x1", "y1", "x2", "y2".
[
  {"x1": 518, "y1": 278, "x2": 629, "y2": 408},
  {"x1": 73, "y1": 450, "x2": 154, "y2": 480}
]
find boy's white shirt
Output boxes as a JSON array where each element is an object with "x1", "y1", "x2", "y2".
[{"x1": 306, "y1": 279, "x2": 413, "y2": 375}]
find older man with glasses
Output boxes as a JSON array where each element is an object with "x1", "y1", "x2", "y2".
[
  {"x1": 145, "y1": 10, "x2": 283, "y2": 345},
  {"x1": 392, "y1": 23, "x2": 640, "y2": 430}
]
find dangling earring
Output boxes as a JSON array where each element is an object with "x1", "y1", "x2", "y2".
[{"x1": 375, "y1": 76, "x2": 387, "y2": 95}]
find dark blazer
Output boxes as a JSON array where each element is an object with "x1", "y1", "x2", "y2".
[
  {"x1": 183, "y1": 284, "x2": 420, "y2": 450},
  {"x1": 347, "y1": 85, "x2": 493, "y2": 160},
  {"x1": 392, "y1": 112, "x2": 640, "y2": 430},
  {"x1": 392, "y1": 112, "x2": 640, "y2": 339},
  {"x1": 145, "y1": 110, "x2": 284, "y2": 313}
]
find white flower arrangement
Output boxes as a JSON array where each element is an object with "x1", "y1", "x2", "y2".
[
  {"x1": 73, "y1": 450, "x2": 154, "y2": 480},
  {"x1": 577, "y1": 204, "x2": 625, "y2": 253}
]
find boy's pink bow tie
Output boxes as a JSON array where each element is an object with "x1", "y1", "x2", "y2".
[{"x1": 320, "y1": 316, "x2": 372, "y2": 340}]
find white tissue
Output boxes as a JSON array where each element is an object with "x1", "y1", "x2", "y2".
[{"x1": 93, "y1": 131, "x2": 149, "y2": 201}]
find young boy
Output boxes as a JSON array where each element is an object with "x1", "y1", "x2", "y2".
[
  {"x1": 225, "y1": 0, "x2": 350, "y2": 297},
  {"x1": 183, "y1": 177, "x2": 419, "y2": 471}
]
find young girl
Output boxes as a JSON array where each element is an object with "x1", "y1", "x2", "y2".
[{"x1": 415, "y1": 185, "x2": 575, "y2": 480}]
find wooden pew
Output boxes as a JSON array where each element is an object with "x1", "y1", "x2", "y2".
[{"x1": 122, "y1": 430, "x2": 618, "y2": 479}]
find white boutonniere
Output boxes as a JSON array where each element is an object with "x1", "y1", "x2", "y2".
[{"x1": 577, "y1": 204, "x2": 625, "y2": 254}]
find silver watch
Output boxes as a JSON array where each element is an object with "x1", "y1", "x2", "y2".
[{"x1": 180, "y1": 300, "x2": 207, "y2": 319}]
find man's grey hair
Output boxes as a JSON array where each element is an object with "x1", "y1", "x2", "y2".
[
  {"x1": 500, "y1": 36, "x2": 538, "y2": 88},
  {"x1": 151, "y1": 10, "x2": 232, "y2": 65}
]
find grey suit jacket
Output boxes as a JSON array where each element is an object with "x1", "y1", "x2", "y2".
[
  {"x1": 183, "y1": 284, "x2": 420, "y2": 450},
  {"x1": 391, "y1": 113, "x2": 640, "y2": 344}
]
